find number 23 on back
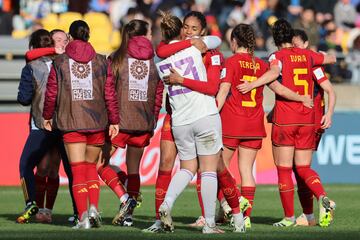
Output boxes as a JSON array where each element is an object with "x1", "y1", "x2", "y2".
[{"x1": 157, "y1": 56, "x2": 201, "y2": 97}]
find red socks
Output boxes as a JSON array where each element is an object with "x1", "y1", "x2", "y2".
[
  {"x1": 241, "y1": 186, "x2": 256, "y2": 217},
  {"x1": 294, "y1": 168, "x2": 314, "y2": 214},
  {"x1": 71, "y1": 162, "x2": 88, "y2": 218},
  {"x1": 277, "y1": 166, "x2": 295, "y2": 218},
  {"x1": 218, "y1": 168, "x2": 240, "y2": 214},
  {"x1": 35, "y1": 175, "x2": 47, "y2": 208},
  {"x1": 295, "y1": 165, "x2": 326, "y2": 200},
  {"x1": 45, "y1": 176, "x2": 59, "y2": 210},
  {"x1": 155, "y1": 170, "x2": 172, "y2": 219},
  {"x1": 196, "y1": 172, "x2": 205, "y2": 217},
  {"x1": 98, "y1": 165, "x2": 127, "y2": 200},
  {"x1": 86, "y1": 163, "x2": 100, "y2": 209},
  {"x1": 127, "y1": 174, "x2": 140, "y2": 199}
]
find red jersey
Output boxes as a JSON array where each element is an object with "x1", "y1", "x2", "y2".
[
  {"x1": 312, "y1": 66, "x2": 328, "y2": 131},
  {"x1": 221, "y1": 53, "x2": 268, "y2": 138},
  {"x1": 269, "y1": 47, "x2": 324, "y2": 125}
]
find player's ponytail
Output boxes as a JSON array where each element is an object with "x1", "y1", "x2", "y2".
[
  {"x1": 111, "y1": 19, "x2": 150, "y2": 78},
  {"x1": 158, "y1": 10, "x2": 182, "y2": 43},
  {"x1": 231, "y1": 24, "x2": 257, "y2": 74}
]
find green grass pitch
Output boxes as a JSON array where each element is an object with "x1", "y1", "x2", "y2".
[{"x1": 0, "y1": 185, "x2": 359, "y2": 240}]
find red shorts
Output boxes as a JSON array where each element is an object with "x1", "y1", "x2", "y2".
[
  {"x1": 223, "y1": 136, "x2": 262, "y2": 150},
  {"x1": 112, "y1": 132, "x2": 152, "y2": 148},
  {"x1": 63, "y1": 131, "x2": 105, "y2": 145},
  {"x1": 161, "y1": 113, "x2": 174, "y2": 142},
  {"x1": 272, "y1": 124, "x2": 315, "y2": 149}
]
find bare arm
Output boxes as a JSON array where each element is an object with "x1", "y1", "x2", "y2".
[
  {"x1": 216, "y1": 82, "x2": 231, "y2": 111},
  {"x1": 267, "y1": 81, "x2": 313, "y2": 108},
  {"x1": 237, "y1": 65, "x2": 280, "y2": 94},
  {"x1": 319, "y1": 80, "x2": 336, "y2": 129}
]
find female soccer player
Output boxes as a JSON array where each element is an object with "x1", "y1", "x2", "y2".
[
  {"x1": 16, "y1": 29, "x2": 66, "y2": 224},
  {"x1": 144, "y1": 11, "x2": 230, "y2": 233},
  {"x1": 43, "y1": 20, "x2": 119, "y2": 229},
  {"x1": 292, "y1": 29, "x2": 336, "y2": 227},
  {"x1": 238, "y1": 19, "x2": 336, "y2": 227},
  {"x1": 25, "y1": 29, "x2": 79, "y2": 224},
  {"x1": 155, "y1": 11, "x2": 224, "y2": 234},
  {"x1": 216, "y1": 23, "x2": 314, "y2": 230},
  {"x1": 98, "y1": 19, "x2": 164, "y2": 226}
]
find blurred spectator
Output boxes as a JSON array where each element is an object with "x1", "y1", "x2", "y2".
[
  {"x1": 346, "y1": 34, "x2": 360, "y2": 83},
  {"x1": 226, "y1": 1, "x2": 245, "y2": 27},
  {"x1": 334, "y1": 0, "x2": 356, "y2": 30},
  {"x1": 287, "y1": 0, "x2": 303, "y2": 22},
  {"x1": 293, "y1": 7, "x2": 320, "y2": 50},
  {"x1": 109, "y1": 0, "x2": 136, "y2": 29},
  {"x1": 68, "y1": 0, "x2": 90, "y2": 14},
  {"x1": 0, "y1": 0, "x2": 13, "y2": 35},
  {"x1": 89, "y1": 0, "x2": 109, "y2": 13},
  {"x1": 120, "y1": 7, "x2": 145, "y2": 26},
  {"x1": 356, "y1": 3, "x2": 360, "y2": 27},
  {"x1": 242, "y1": 0, "x2": 267, "y2": 24},
  {"x1": 257, "y1": 0, "x2": 287, "y2": 41},
  {"x1": 211, "y1": 0, "x2": 240, "y2": 32},
  {"x1": 318, "y1": 30, "x2": 342, "y2": 52}
]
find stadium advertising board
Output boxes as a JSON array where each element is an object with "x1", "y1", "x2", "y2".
[{"x1": 0, "y1": 112, "x2": 359, "y2": 185}]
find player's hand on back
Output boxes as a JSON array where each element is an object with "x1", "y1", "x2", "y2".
[
  {"x1": 301, "y1": 95, "x2": 313, "y2": 108},
  {"x1": 236, "y1": 80, "x2": 253, "y2": 94},
  {"x1": 191, "y1": 38, "x2": 207, "y2": 53},
  {"x1": 164, "y1": 68, "x2": 184, "y2": 85}
]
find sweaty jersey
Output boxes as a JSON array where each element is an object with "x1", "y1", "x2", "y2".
[
  {"x1": 156, "y1": 44, "x2": 218, "y2": 127},
  {"x1": 269, "y1": 47, "x2": 324, "y2": 125},
  {"x1": 221, "y1": 53, "x2": 269, "y2": 138}
]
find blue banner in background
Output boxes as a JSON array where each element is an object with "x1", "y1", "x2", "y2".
[{"x1": 313, "y1": 112, "x2": 360, "y2": 183}]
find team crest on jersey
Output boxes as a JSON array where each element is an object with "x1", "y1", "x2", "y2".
[
  {"x1": 128, "y1": 58, "x2": 150, "y2": 101},
  {"x1": 69, "y1": 59, "x2": 93, "y2": 101}
]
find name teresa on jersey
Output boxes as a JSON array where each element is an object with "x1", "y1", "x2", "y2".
[{"x1": 239, "y1": 60, "x2": 260, "y2": 70}]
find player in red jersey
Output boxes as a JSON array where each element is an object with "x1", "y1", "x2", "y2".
[
  {"x1": 238, "y1": 19, "x2": 336, "y2": 227},
  {"x1": 216, "y1": 23, "x2": 313, "y2": 230},
  {"x1": 292, "y1": 29, "x2": 336, "y2": 227}
]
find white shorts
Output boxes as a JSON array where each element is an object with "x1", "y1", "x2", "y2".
[{"x1": 172, "y1": 114, "x2": 223, "y2": 160}]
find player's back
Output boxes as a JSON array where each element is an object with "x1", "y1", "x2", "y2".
[
  {"x1": 220, "y1": 53, "x2": 268, "y2": 138},
  {"x1": 156, "y1": 45, "x2": 218, "y2": 126},
  {"x1": 225, "y1": 53, "x2": 268, "y2": 117},
  {"x1": 271, "y1": 47, "x2": 315, "y2": 125}
]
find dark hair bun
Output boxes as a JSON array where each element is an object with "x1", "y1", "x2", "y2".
[
  {"x1": 69, "y1": 20, "x2": 90, "y2": 42},
  {"x1": 29, "y1": 29, "x2": 53, "y2": 49}
]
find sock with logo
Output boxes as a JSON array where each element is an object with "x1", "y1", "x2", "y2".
[
  {"x1": 277, "y1": 166, "x2": 295, "y2": 218},
  {"x1": 86, "y1": 163, "x2": 100, "y2": 209},
  {"x1": 71, "y1": 162, "x2": 88, "y2": 218},
  {"x1": 295, "y1": 165, "x2": 326, "y2": 200},
  {"x1": 218, "y1": 168, "x2": 240, "y2": 214},
  {"x1": 155, "y1": 170, "x2": 172, "y2": 220}
]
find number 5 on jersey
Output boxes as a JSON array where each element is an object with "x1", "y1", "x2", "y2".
[
  {"x1": 293, "y1": 68, "x2": 309, "y2": 96},
  {"x1": 241, "y1": 75, "x2": 257, "y2": 107}
]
